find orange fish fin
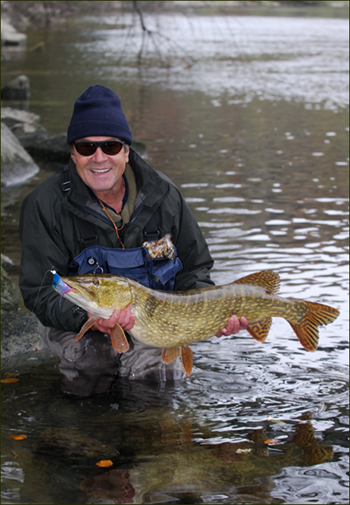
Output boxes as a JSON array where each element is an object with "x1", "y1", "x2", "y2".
[
  {"x1": 234, "y1": 271, "x2": 280, "y2": 294},
  {"x1": 181, "y1": 345, "x2": 193, "y2": 376},
  {"x1": 74, "y1": 315, "x2": 100, "y2": 342},
  {"x1": 162, "y1": 347, "x2": 181, "y2": 364},
  {"x1": 288, "y1": 301, "x2": 340, "y2": 352},
  {"x1": 246, "y1": 317, "x2": 272, "y2": 342},
  {"x1": 110, "y1": 323, "x2": 129, "y2": 353}
]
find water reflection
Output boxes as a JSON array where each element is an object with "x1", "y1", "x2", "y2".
[
  {"x1": 79, "y1": 421, "x2": 332, "y2": 504},
  {"x1": 2, "y1": 352, "x2": 346, "y2": 505}
]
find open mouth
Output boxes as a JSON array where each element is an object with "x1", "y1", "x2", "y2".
[
  {"x1": 65, "y1": 281, "x2": 83, "y2": 297},
  {"x1": 91, "y1": 168, "x2": 111, "y2": 174}
]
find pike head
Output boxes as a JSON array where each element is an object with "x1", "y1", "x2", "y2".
[{"x1": 53, "y1": 274, "x2": 133, "y2": 319}]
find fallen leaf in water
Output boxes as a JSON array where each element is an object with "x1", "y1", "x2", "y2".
[
  {"x1": 1, "y1": 378, "x2": 19, "y2": 383},
  {"x1": 267, "y1": 415, "x2": 286, "y2": 424},
  {"x1": 318, "y1": 401, "x2": 325, "y2": 412},
  {"x1": 264, "y1": 439, "x2": 279, "y2": 445},
  {"x1": 96, "y1": 460, "x2": 113, "y2": 467},
  {"x1": 235, "y1": 448, "x2": 252, "y2": 454},
  {"x1": 12, "y1": 435, "x2": 27, "y2": 441}
]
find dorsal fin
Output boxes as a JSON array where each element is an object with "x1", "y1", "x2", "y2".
[{"x1": 234, "y1": 271, "x2": 280, "y2": 294}]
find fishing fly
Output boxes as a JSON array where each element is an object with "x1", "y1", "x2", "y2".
[{"x1": 51, "y1": 270, "x2": 71, "y2": 306}]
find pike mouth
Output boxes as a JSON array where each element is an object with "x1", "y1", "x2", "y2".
[{"x1": 64, "y1": 281, "x2": 85, "y2": 298}]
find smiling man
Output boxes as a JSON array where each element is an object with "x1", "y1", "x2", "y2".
[{"x1": 19, "y1": 85, "x2": 248, "y2": 396}]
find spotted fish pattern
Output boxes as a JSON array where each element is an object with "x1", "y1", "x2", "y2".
[{"x1": 53, "y1": 271, "x2": 340, "y2": 376}]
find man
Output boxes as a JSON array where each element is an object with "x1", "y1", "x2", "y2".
[{"x1": 19, "y1": 85, "x2": 248, "y2": 396}]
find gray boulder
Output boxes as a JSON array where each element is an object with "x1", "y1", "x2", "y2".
[
  {"x1": 1, "y1": 311, "x2": 43, "y2": 358},
  {"x1": 0, "y1": 266, "x2": 43, "y2": 357},
  {"x1": 1, "y1": 253, "x2": 14, "y2": 268},
  {"x1": 1, "y1": 107, "x2": 70, "y2": 162},
  {"x1": 1, "y1": 75, "x2": 30, "y2": 100},
  {"x1": 1, "y1": 122, "x2": 39, "y2": 187},
  {"x1": 2, "y1": 106, "x2": 50, "y2": 146},
  {"x1": 26, "y1": 133, "x2": 71, "y2": 162},
  {"x1": 1, "y1": 266, "x2": 20, "y2": 311},
  {"x1": 1, "y1": 20, "x2": 27, "y2": 47}
]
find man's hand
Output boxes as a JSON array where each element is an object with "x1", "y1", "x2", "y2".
[
  {"x1": 216, "y1": 315, "x2": 248, "y2": 338},
  {"x1": 88, "y1": 305, "x2": 135, "y2": 334}
]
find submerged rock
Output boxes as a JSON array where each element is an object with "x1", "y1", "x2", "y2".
[
  {"x1": 1, "y1": 266, "x2": 20, "y2": 311},
  {"x1": 1, "y1": 311, "x2": 42, "y2": 357},
  {"x1": 1, "y1": 75, "x2": 30, "y2": 100},
  {"x1": 38, "y1": 427, "x2": 119, "y2": 460},
  {"x1": 1, "y1": 266, "x2": 43, "y2": 357}
]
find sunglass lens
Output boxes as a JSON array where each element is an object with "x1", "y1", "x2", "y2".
[
  {"x1": 75, "y1": 143, "x2": 96, "y2": 156},
  {"x1": 102, "y1": 142, "x2": 123, "y2": 155}
]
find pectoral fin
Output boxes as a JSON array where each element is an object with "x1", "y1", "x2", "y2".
[
  {"x1": 246, "y1": 317, "x2": 272, "y2": 342},
  {"x1": 74, "y1": 315, "x2": 100, "y2": 343},
  {"x1": 110, "y1": 323, "x2": 129, "y2": 353}
]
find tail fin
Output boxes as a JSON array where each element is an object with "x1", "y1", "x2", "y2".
[{"x1": 289, "y1": 301, "x2": 340, "y2": 352}]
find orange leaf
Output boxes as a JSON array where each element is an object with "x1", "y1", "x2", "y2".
[
  {"x1": 264, "y1": 439, "x2": 279, "y2": 445},
  {"x1": 1, "y1": 378, "x2": 19, "y2": 383},
  {"x1": 96, "y1": 460, "x2": 113, "y2": 467},
  {"x1": 12, "y1": 435, "x2": 27, "y2": 441}
]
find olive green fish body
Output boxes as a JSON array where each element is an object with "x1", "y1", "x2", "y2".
[
  {"x1": 54, "y1": 271, "x2": 340, "y2": 376},
  {"x1": 129, "y1": 283, "x2": 305, "y2": 348}
]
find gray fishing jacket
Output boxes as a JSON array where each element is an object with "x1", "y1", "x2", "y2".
[{"x1": 19, "y1": 148, "x2": 214, "y2": 333}]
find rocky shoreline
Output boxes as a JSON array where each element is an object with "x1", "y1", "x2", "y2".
[
  {"x1": 1, "y1": 97, "x2": 69, "y2": 360},
  {"x1": 1, "y1": 262, "x2": 44, "y2": 359},
  {"x1": 1, "y1": 257, "x2": 44, "y2": 357},
  {"x1": 1, "y1": 37, "x2": 72, "y2": 357}
]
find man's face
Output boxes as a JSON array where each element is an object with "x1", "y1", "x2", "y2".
[{"x1": 71, "y1": 136, "x2": 129, "y2": 197}]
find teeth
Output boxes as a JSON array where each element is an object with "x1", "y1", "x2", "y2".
[{"x1": 91, "y1": 168, "x2": 111, "y2": 174}]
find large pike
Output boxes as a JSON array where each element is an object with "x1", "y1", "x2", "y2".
[{"x1": 52, "y1": 271, "x2": 339, "y2": 376}]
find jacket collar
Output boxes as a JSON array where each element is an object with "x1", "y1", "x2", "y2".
[{"x1": 63, "y1": 148, "x2": 170, "y2": 217}]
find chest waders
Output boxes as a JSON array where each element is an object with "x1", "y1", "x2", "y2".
[{"x1": 61, "y1": 166, "x2": 183, "y2": 291}]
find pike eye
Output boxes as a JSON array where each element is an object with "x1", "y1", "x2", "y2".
[{"x1": 92, "y1": 279, "x2": 100, "y2": 287}]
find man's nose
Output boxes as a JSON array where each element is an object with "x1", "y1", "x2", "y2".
[{"x1": 91, "y1": 147, "x2": 108, "y2": 161}]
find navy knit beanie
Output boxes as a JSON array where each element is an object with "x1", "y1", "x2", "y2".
[{"x1": 67, "y1": 85, "x2": 132, "y2": 145}]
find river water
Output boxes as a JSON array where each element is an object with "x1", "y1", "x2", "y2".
[{"x1": 1, "y1": 7, "x2": 349, "y2": 504}]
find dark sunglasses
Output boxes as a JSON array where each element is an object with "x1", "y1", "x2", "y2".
[{"x1": 73, "y1": 140, "x2": 125, "y2": 157}]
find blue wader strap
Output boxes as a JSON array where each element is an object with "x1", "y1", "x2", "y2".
[{"x1": 61, "y1": 165, "x2": 181, "y2": 290}]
